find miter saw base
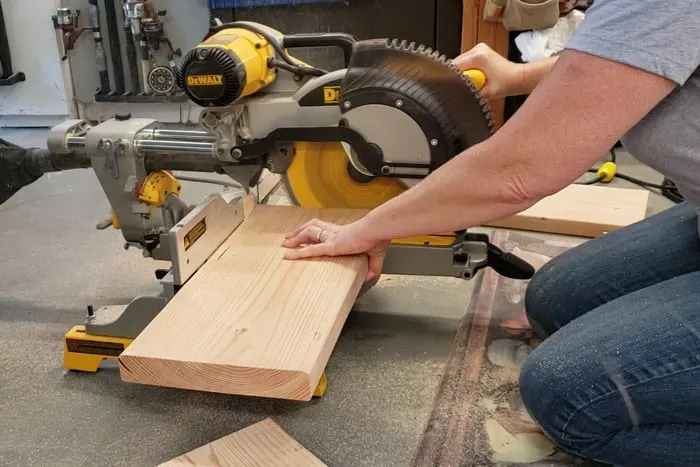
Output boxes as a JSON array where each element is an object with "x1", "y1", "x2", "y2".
[
  {"x1": 63, "y1": 325, "x2": 133, "y2": 373},
  {"x1": 63, "y1": 313, "x2": 329, "y2": 398}
]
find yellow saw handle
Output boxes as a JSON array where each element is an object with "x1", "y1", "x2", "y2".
[{"x1": 463, "y1": 69, "x2": 486, "y2": 91}]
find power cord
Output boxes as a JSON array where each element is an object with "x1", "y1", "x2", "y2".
[{"x1": 577, "y1": 148, "x2": 682, "y2": 203}]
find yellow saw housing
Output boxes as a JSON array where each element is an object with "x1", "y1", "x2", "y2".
[
  {"x1": 284, "y1": 142, "x2": 455, "y2": 246},
  {"x1": 285, "y1": 141, "x2": 405, "y2": 209},
  {"x1": 179, "y1": 27, "x2": 278, "y2": 107},
  {"x1": 180, "y1": 25, "x2": 491, "y2": 247}
]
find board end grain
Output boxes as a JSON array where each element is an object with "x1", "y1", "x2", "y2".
[{"x1": 119, "y1": 357, "x2": 317, "y2": 401}]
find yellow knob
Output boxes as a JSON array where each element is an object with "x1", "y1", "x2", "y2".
[
  {"x1": 596, "y1": 161, "x2": 617, "y2": 183},
  {"x1": 463, "y1": 69, "x2": 486, "y2": 91}
]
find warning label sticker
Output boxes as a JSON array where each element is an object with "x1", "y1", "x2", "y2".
[{"x1": 184, "y1": 218, "x2": 207, "y2": 251}]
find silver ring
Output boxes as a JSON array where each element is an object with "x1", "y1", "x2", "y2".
[{"x1": 316, "y1": 228, "x2": 325, "y2": 242}]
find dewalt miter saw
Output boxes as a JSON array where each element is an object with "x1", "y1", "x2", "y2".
[{"x1": 0, "y1": 21, "x2": 533, "y2": 376}]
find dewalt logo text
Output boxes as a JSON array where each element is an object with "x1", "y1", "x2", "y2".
[
  {"x1": 187, "y1": 75, "x2": 224, "y2": 86},
  {"x1": 323, "y1": 86, "x2": 340, "y2": 104}
]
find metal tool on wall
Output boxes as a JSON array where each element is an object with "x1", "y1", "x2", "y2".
[
  {"x1": 51, "y1": 1, "x2": 190, "y2": 102},
  {"x1": 104, "y1": 0, "x2": 126, "y2": 95},
  {"x1": 122, "y1": 2, "x2": 141, "y2": 95},
  {"x1": 124, "y1": 0, "x2": 152, "y2": 94},
  {"x1": 122, "y1": 1, "x2": 180, "y2": 95},
  {"x1": 140, "y1": 2, "x2": 182, "y2": 95},
  {"x1": 87, "y1": 1, "x2": 111, "y2": 95},
  {"x1": 0, "y1": 0, "x2": 25, "y2": 86},
  {"x1": 91, "y1": 0, "x2": 185, "y2": 101},
  {"x1": 53, "y1": 8, "x2": 88, "y2": 60},
  {"x1": 53, "y1": 4, "x2": 120, "y2": 98}
]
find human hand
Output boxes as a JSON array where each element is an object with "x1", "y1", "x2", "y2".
[
  {"x1": 282, "y1": 218, "x2": 390, "y2": 281},
  {"x1": 453, "y1": 43, "x2": 524, "y2": 100}
]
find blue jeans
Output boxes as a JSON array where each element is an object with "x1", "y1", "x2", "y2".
[{"x1": 520, "y1": 202, "x2": 700, "y2": 467}]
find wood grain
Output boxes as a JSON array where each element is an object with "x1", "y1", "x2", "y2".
[
  {"x1": 159, "y1": 418, "x2": 326, "y2": 467},
  {"x1": 119, "y1": 205, "x2": 368, "y2": 400},
  {"x1": 485, "y1": 184, "x2": 650, "y2": 237}
]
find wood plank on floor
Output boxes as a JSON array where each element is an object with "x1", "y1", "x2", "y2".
[
  {"x1": 484, "y1": 184, "x2": 650, "y2": 237},
  {"x1": 119, "y1": 205, "x2": 368, "y2": 401},
  {"x1": 159, "y1": 418, "x2": 326, "y2": 466}
]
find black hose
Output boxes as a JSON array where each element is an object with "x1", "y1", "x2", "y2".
[{"x1": 0, "y1": 140, "x2": 91, "y2": 205}]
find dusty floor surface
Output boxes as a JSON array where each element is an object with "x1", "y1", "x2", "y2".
[{"x1": 0, "y1": 128, "x2": 673, "y2": 466}]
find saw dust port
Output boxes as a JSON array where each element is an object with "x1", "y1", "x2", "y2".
[{"x1": 412, "y1": 230, "x2": 602, "y2": 467}]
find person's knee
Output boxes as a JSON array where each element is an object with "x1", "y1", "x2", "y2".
[
  {"x1": 519, "y1": 348, "x2": 569, "y2": 442},
  {"x1": 519, "y1": 348, "x2": 591, "y2": 458},
  {"x1": 524, "y1": 260, "x2": 566, "y2": 337},
  {"x1": 524, "y1": 246, "x2": 606, "y2": 338},
  {"x1": 519, "y1": 344, "x2": 613, "y2": 460}
]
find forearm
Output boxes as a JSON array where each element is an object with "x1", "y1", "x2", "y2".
[
  {"x1": 358, "y1": 120, "x2": 560, "y2": 242},
  {"x1": 513, "y1": 57, "x2": 558, "y2": 96},
  {"x1": 355, "y1": 50, "x2": 674, "y2": 242},
  {"x1": 358, "y1": 141, "x2": 534, "y2": 241}
]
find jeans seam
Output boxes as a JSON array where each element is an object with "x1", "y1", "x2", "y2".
[{"x1": 560, "y1": 362, "x2": 700, "y2": 444}]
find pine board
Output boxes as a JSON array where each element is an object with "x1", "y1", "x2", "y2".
[
  {"x1": 484, "y1": 184, "x2": 650, "y2": 237},
  {"x1": 119, "y1": 205, "x2": 368, "y2": 400},
  {"x1": 159, "y1": 418, "x2": 326, "y2": 466}
]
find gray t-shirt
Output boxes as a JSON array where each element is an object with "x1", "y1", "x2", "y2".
[{"x1": 565, "y1": 0, "x2": 700, "y2": 217}]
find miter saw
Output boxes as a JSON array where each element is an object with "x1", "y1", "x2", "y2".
[{"x1": 0, "y1": 21, "x2": 534, "y2": 376}]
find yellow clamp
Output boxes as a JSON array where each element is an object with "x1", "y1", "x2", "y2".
[
  {"x1": 463, "y1": 69, "x2": 486, "y2": 91},
  {"x1": 139, "y1": 171, "x2": 182, "y2": 206}
]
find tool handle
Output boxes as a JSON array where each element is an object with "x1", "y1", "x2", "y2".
[
  {"x1": 486, "y1": 243, "x2": 535, "y2": 280},
  {"x1": 282, "y1": 33, "x2": 357, "y2": 67},
  {"x1": 463, "y1": 69, "x2": 486, "y2": 92}
]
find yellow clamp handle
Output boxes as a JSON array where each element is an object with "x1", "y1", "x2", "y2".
[{"x1": 463, "y1": 69, "x2": 486, "y2": 91}]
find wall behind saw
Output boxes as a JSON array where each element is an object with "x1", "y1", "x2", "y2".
[
  {"x1": 62, "y1": 0, "x2": 211, "y2": 124},
  {"x1": 0, "y1": 0, "x2": 69, "y2": 126}
]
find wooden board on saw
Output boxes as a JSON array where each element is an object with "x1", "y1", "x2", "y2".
[
  {"x1": 119, "y1": 204, "x2": 368, "y2": 401},
  {"x1": 159, "y1": 418, "x2": 326, "y2": 467},
  {"x1": 485, "y1": 184, "x2": 650, "y2": 237}
]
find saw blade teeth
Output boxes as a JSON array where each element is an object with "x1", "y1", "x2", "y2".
[{"x1": 384, "y1": 37, "x2": 496, "y2": 134}]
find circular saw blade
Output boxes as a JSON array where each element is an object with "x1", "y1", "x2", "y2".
[{"x1": 283, "y1": 141, "x2": 406, "y2": 209}]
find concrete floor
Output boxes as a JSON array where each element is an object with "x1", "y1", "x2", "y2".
[{"x1": 0, "y1": 128, "x2": 673, "y2": 466}]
